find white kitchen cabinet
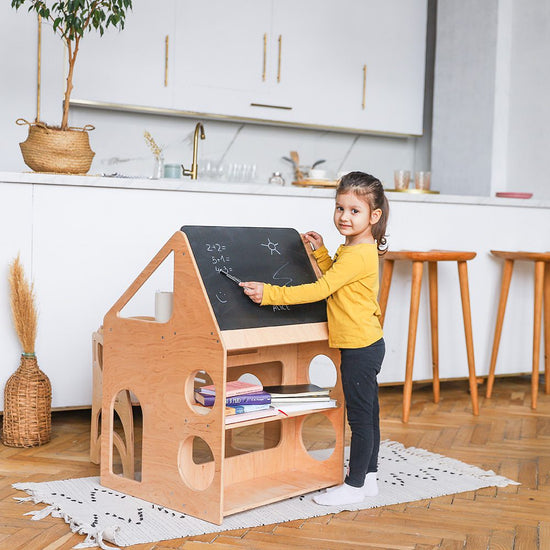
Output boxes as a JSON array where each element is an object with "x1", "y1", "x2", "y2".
[
  {"x1": 271, "y1": 0, "x2": 372, "y2": 129},
  {"x1": 3, "y1": 172, "x2": 550, "y2": 410},
  {"x1": 342, "y1": 0, "x2": 428, "y2": 136},
  {"x1": 289, "y1": 0, "x2": 427, "y2": 135},
  {"x1": 173, "y1": 0, "x2": 273, "y2": 118},
  {"x1": 73, "y1": 0, "x2": 176, "y2": 109},
  {"x1": 72, "y1": 0, "x2": 427, "y2": 136},
  {"x1": 174, "y1": 0, "x2": 373, "y2": 127}
]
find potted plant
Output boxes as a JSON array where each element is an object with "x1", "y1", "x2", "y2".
[{"x1": 12, "y1": 0, "x2": 133, "y2": 174}]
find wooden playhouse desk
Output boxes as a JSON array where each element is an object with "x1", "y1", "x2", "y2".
[{"x1": 100, "y1": 227, "x2": 345, "y2": 524}]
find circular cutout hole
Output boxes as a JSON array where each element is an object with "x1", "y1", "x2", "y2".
[
  {"x1": 186, "y1": 370, "x2": 216, "y2": 414},
  {"x1": 178, "y1": 436, "x2": 215, "y2": 491},
  {"x1": 301, "y1": 412, "x2": 336, "y2": 461},
  {"x1": 308, "y1": 354, "x2": 337, "y2": 389},
  {"x1": 237, "y1": 372, "x2": 262, "y2": 386}
]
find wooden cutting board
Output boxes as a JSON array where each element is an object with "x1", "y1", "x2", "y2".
[{"x1": 292, "y1": 179, "x2": 338, "y2": 189}]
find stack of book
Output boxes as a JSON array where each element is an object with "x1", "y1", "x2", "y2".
[
  {"x1": 194, "y1": 380, "x2": 278, "y2": 424},
  {"x1": 263, "y1": 383, "x2": 337, "y2": 414}
]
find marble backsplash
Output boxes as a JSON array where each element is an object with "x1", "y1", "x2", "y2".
[{"x1": 67, "y1": 106, "x2": 428, "y2": 189}]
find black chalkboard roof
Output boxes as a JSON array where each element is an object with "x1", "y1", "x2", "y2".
[{"x1": 180, "y1": 225, "x2": 327, "y2": 331}]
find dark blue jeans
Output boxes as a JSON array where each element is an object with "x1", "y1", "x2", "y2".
[{"x1": 340, "y1": 338, "x2": 385, "y2": 488}]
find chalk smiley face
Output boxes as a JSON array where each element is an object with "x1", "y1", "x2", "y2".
[{"x1": 215, "y1": 290, "x2": 228, "y2": 303}]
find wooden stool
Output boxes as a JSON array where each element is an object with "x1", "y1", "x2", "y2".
[
  {"x1": 486, "y1": 251, "x2": 550, "y2": 409},
  {"x1": 379, "y1": 250, "x2": 480, "y2": 422}
]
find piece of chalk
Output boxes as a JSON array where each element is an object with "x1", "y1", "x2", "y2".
[{"x1": 219, "y1": 270, "x2": 242, "y2": 285}]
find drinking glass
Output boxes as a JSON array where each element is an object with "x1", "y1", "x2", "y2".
[
  {"x1": 394, "y1": 169, "x2": 410, "y2": 190},
  {"x1": 414, "y1": 171, "x2": 431, "y2": 190}
]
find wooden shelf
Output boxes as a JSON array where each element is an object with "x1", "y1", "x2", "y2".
[
  {"x1": 224, "y1": 469, "x2": 337, "y2": 516},
  {"x1": 224, "y1": 404, "x2": 342, "y2": 430}
]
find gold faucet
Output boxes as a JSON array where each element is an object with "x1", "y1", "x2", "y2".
[{"x1": 182, "y1": 122, "x2": 205, "y2": 180}]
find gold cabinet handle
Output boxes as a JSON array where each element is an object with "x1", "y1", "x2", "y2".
[
  {"x1": 164, "y1": 35, "x2": 169, "y2": 87},
  {"x1": 277, "y1": 35, "x2": 282, "y2": 83},
  {"x1": 262, "y1": 33, "x2": 267, "y2": 81},
  {"x1": 362, "y1": 64, "x2": 367, "y2": 110},
  {"x1": 250, "y1": 102, "x2": 292, "y2": 110}
]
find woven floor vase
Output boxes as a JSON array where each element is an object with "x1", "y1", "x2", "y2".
[
  {"x1": 18, "y1": 121, "x2": 95, "y2": 175},
  {"x1": 2, "y1": 354, "x2": 52, "y2": 447}
]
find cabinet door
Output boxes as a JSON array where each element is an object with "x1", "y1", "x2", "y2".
[
  {"x1": 352, "y1": 0, "x2": 428, "y2": 135},
  {"x1": 73, "y1": 0, "x2": 176, "y2": 108},
  {"x1": 269, "y1": 0, "x2": 368, "y2": 129},
  {"x1": 173, "y1": 0, "x2": 273, "y2": 118},
  {"x1": 174, "y1": 0, "x2": 366, "y2": 128}
]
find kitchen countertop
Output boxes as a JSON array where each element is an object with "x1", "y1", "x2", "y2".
[{"x1": 1, "y1": 171, "x2": 549, "y2": 209}]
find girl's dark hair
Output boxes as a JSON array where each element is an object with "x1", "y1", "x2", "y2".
[{"x1": 336, "y1": 171, "x2": 389, "y2": 253}]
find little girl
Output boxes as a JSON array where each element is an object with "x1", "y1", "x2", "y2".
[{"x1": 240, "y1": 171, "x2": 389, "y2": 506}]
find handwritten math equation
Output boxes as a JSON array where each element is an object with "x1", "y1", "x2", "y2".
[{"x1": 205, "y1": 239, "x2": 292, "y2": 312}]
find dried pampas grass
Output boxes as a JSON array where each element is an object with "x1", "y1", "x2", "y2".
[
  {"x1": 9, "y1": 255, "x2": 37, "y2": 355},
  {"x1": 144, "y1": 130, "x2": 162, "y2": 159}
]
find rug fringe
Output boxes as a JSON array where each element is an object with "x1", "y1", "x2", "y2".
[
  {"x1": 74, "y1": 530, "x2": 120, "y2": 550},
  {"x1": 12, "y1": 483, "x2": 121, "y2": 550},
  {"x1": 380, "y1": 440, "x2": 519, "y2": 487}
]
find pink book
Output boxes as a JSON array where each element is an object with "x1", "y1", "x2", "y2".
[{"x1": 200, "y1": 380, "x2": 263, "y2": 397}]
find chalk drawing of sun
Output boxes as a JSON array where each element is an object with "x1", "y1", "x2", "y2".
[{"x1": 261, "y1": 238, "x2": 281, "y2": 255}]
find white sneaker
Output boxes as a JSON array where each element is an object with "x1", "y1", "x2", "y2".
[
  {"x1": 363, "y1": 472, "x2": 379, "y2": 496},
  {"x1": 313, "y1": 483, "x2": 364, "y2": 506}
]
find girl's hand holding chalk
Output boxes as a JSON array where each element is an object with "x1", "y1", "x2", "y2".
[
  {"x1": 240, "y1": 281, "x2": 264, "y2": 304},
  {"x1": 302, "y1": 231, "x2": 323, "y2": 251}
]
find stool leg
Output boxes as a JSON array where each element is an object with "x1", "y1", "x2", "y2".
[
  {"x1": 486, "y1": 259, "x2": 514, "y2": 398},
  {"x1": 379, "y1": 259, "x2": 394, "y2": 327},
  {"x1": 544, "y1": 262, "x2": 550, "y2": 395},
  {"x1": 457, "y1": 261, "x2": 479, "y2": 416},
  {"x1": 532, "y1": 261, "x2": 545, "y2": 409},
  {"x1": 428, "y1": 261, "x2": 440, "y2": 404},
  {"x1": 403, "y1": 260, "x2": 423, "y2": 423}
]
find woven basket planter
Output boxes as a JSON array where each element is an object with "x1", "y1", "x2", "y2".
[
  {"x1": 17, "y1": 119, "x2": 95, "y2": 175},
  {"x1": 2, "y1": 354, "x2": 52, "y2": 447}
]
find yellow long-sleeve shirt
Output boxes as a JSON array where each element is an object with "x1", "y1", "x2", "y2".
[{"x1": 261, "y1": 243, "x2": 383, "y2": 348}]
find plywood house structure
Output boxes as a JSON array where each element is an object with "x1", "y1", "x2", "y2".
[{"x1": 99, "y1": 229, "x2": 344, "y2": 524}]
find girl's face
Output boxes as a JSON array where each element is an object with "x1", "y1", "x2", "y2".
[{"x1": 333, "y1": 191, "x2": 382, "y2": 245}]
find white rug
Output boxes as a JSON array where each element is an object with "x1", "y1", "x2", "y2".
[{"x1": 12, "y1": 440, "x2": 518, "y2": 550}]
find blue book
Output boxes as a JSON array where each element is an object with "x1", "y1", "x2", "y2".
[
  {"x1": 228, "y1": 404, "x2": 271, "y2": 414},
  {"x1": 194, "y1": 390, "x2": 271, "y2": 407}
]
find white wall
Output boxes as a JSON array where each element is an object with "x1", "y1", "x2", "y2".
[
  {"x1": 506, "y1": 2, "x2": 550, "y2": 194},
  {"x1": 0, "y1": 6, "x2": 38, "y2": 166},
  {"x1": 432, "y1": 0, "x2": 550, "y2": 199},
  {"x1": 432, "y1": 0, "x2": 498, "y2": 197}
]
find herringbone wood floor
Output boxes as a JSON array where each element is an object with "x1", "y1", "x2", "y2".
[{"x1": 1, "y1": 376, "x2": 549, "y2": 549}]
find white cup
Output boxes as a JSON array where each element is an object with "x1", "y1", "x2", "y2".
[
  {"x1": 309, "y1": 168, "x2": 327, "y2": 180},
  {"x1": 155, "y1": 291, "x2": 173, "y2": 322}
]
